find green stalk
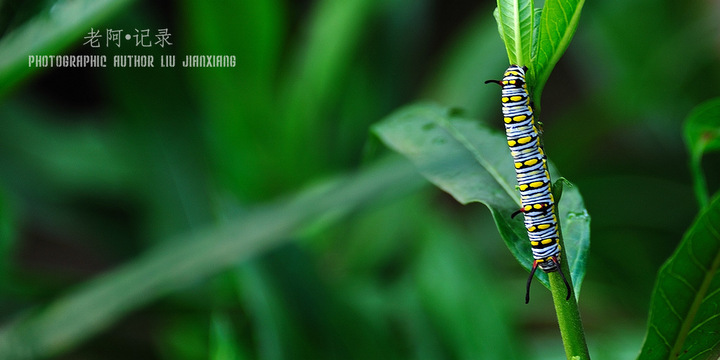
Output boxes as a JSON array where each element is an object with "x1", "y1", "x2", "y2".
[
  {"x1": 549, "y1": 235, "x2": 590, "y2": 359},
  {"x1": 549, "y1": 178, "x2": 590, "y2": 359}
]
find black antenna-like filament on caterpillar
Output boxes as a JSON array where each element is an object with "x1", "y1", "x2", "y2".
[{"x1": 525, "y1": 257, "x2": 572, "y2": 304}]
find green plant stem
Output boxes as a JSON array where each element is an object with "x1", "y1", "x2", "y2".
[
  {"x1": 549, "y1": 168, "x2": 589, "y2": 358},
  {"x1": 549, "y1": 245, "x2": 590, "y2": 359}
]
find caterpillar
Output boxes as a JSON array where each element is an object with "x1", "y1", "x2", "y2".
[{"x1": 485, "y1": 65, "x2": 571, "y2": 303}]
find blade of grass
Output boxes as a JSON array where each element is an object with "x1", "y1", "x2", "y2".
[
  {"x1": 0, "y1": 0, "x2": 134, "y2": 97},
  {"x1": 180, "y1": 0, "x2": 285, "y2": 200},
  {"x1": 210, "y1": 312, "x2": 246, "y2": 360},
  {"x1": 278, "y1": 0, "x2": 378, "y2": 184}
]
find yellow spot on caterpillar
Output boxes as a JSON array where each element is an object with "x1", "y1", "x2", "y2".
[
  {"x1": 524, "y1": 205, "x2": 533, "y2": 211},
  {"x1": 509, "y1": 80, "x2": 516, "y2": 84},
  {"x1": 531, "y1": 241, "x2": 539, "y2": 246},
  {"x1": 504, "y1": 117, "x2": 512, "y2": 123},
  {"x1": 515, "y1": 162, "x2": 523, "y2": 169},
  {"x1": 528, "y1": 226, "x2": 537, "y2": 232},
  {"x1": 524, "y1": 159, "x2": 538, "y2": 166},
  {"x1": 530, "y1": 181, "x2": 545, "y2": 189},
  {"x1": 538, "y1": 224, "x2": 551, "y2": 230},
  {"x1": 541, "y1": 239, "x2": 554, "y2": 245},
  {"x1": 517, "y1": 136, "x2": 532, "y2": 144},
  {"x1": 510, "y1": 96, "x2": 523, "y2": 101},
  {"x1": 506, "y1": 71, "x2": 520, "y2": 76},
  {"x1": 513, "y1": 115, "x2": 527, "y2": 122},
  {"x1": 502, "y1": 97, "x2": 509, "y2": 103},
  {"x1": 533, "y1": 204, "x2": 544, "y2": 210},
  {"x1": 536, "y1": 258, "x2": 546, "y2": 263},
  {"x1": 519, "y1": 184, "x2": 529, "y2": 191}
]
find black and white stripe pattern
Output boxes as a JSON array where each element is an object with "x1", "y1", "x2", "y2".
[{"x1": 486, "y1": 65, "x2": 570, "y2": 303}]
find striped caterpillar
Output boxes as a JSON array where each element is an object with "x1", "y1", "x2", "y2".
[{"x1": 486, "y1": 65, "x2": 571, "y2": 303}]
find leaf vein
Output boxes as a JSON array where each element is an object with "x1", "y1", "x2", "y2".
[
  {"x1": 689, "y1": 312, "x2": 720, "y2": 335},
  {"x1": 651, "y1": 324, "x2": 672, "y2": 348},
  {"x1": 670, "y1": 216, "x2": 720, "y2": 358},
  {"x1": 660, "y1": 287, "x2": 683, "y2": 320},
  {"x1": 668, "y1": 269, "x2": 699, "y2": 293}
]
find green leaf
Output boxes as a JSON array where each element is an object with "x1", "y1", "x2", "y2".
[
  {"x1": 0, "y1": 156, "x2": 421, "y2": 359},
  {"x1": 683, "y1": 98, "x2": 720, "y2": 208},
  {"x1": 532, "y1": 0, "x2": 585, "y2": 107},
  {"x1": 552, "y1": 177, "x2": 571, "y2": 203},
  {"x1": 372, "y1": 103, "x2": 590, "y2": 293},
  {"x1": 0, "y1": 0, "x2": 134, "y2": 97},
  {"x1": 638, "y1": 194, "x2": 720, "y2": 360},
  {"x1": 556, "y1": 181, "x2": 590, "y2": 297},
  {"x1": 234, "y1": 263, "x2": 291, "y2": 360},
  {"x1": 493, "y1": 0, "x2": 534, "y2": 66}
]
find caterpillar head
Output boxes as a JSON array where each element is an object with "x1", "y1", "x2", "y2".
[
  {"x1": 484, "y1": 65, "x2": 528, "y2": 87},
  {"x1": 501, "y1": 65, "x2": 528, "y2": 89}
]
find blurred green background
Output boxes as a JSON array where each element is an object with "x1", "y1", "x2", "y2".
[{"x1": 0, "y1": 0, "x2": 718, "y2": 359}]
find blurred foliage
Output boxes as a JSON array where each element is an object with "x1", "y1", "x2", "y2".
[
  {"x1": 639, "y1": 193, "x2": 720, "y2": 359},
  {"x1": 635, "y1": 98, "x2": 720, "y2": 359},
  {"x1": 0, "y1": 0, "x2": 717, "y2": 359}
]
